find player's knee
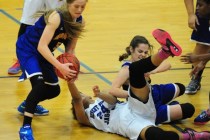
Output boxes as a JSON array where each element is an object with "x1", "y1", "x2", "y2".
[
  {"x1": 45, "y1": 84, "x2": 60, "y2": 99},
  {"x1": 144, "y1": 127, "x2": 179, "y2": 140},
  {"x1": 180, "y1": 103, "x2": 195, "y2": 119},
  {"x1": 175, "y1": 83, "x2": 185, "y2": 96}
]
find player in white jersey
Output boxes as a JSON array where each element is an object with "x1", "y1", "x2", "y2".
[
  {"x1": 69, "y1": 83, "x2": 210, "y2": 140},
  {"x1": 68, "y1": 29, "x2": 210, "y2": 140},
  {"x1": 20, "y1": 0, "x2": 65, "y2": 25}
]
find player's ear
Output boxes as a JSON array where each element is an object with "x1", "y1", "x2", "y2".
[{"x1": 130, "y1": 46, "x2": 133, "y2": 53}]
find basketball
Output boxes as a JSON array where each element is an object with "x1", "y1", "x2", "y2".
[{"x1": 55, "y1": 53, "x2": 80, "y2": 80}]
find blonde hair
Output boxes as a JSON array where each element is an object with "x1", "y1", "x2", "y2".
[{"x1": 34, "y1": 0, "x2": 87, "y2": 39}]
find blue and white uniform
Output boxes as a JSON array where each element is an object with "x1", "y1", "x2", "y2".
[
  {"x1": 121, "y1": 61, "x2": 178, "y2": 125},
  {"x1": 16, "y1": 12, "x2": 82, "y2": 85},
  {"x1": 85, "y1": 98, "x2": 155, "y2": 140}
]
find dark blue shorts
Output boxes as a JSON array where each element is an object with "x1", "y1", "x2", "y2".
[
  {"x1": 16, "y1": 42, "x2": 58, "y2": 85},
  {"x1": 151, "y1": 83, "x2": 177, "y2": 125},
  {"x1": 191, "y1": 16, "x2": 210, "y2": 45}
]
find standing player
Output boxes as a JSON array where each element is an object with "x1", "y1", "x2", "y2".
[
  {"x1": 68, "y1": 29, "x2": 210, "y2": 139},
  {"x1": 184, "y1": 0, "x2": 210, "y2": 94},
  {"x1": 8, "y1": 0, "x2": 65, "y2": 75},
  {"x1": 181, "y1": 0, "x2": 210, "y2": 125},
  {"x1": 17, "y1": 0, "x2": 87, "y2": 139},
  {"x1": 11, "y1": 0, "x2": 65, "y2": 116}
]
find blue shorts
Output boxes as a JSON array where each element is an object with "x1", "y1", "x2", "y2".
[
  {"x1": 16, "y1": 42, "x2": 58, "y2": 85},
  {"x1": 151, "y1": 83, "x2": 177, "y2": 125},
  {"x1": 191, "y1": 16, "x2": 210, "y2": 45}
]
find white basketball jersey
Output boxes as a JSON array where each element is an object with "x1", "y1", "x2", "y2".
[
  {"x1": 85, "y1": 98, "x2": 155, "y2": 140},
  {"x1": 20, "y1": 0, "x2": 65, "y2": 25}
]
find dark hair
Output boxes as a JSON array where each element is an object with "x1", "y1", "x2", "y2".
[
  {"x1": 119, "y1": 35, "x2": 153, "y2": 61},
  {"x1": 202, "y1": 0, "x2": 210, "y2": 4}
]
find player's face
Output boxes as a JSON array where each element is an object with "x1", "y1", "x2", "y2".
[
  {"x1": 131, "y1": 43, "x2": 150, "y2": 62},
  {"x1": 196, "y1": 0, "x2": 210, "y2": 18},
  {"x1": 81, "y1": 93, "x2": 94, "y2": 109},
  {"x1": 68, "y1": 0, "x2": 87, "y2": 19}
]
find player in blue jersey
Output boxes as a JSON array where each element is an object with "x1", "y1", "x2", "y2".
[
  {"x1": 68, "y1": 29, "x2": 210, "y2": 139},
  {"x1": 17, "y1": 0, "x2": 88, "y2": 139},
  {"x1": 111, "y1": 35, "x2": 171, "y2": 96},
  {"x1": 109, "y1": 33, "x2": 195, "y2": 125},
  {"x1": 15, "y1": 0, "x2": 66, "y2": 117},
  {"x1": 8, "y1": 0, "x2": 65, "y2": 75}
]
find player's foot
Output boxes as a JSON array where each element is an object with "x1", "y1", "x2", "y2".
[
  {"x1": 17, "y1": 101, "x2": 49, "y2": 116},
  {"x1": 182, "y1": 128, "x2": 210, "y2": 140},
  {"x1": 152, "y1": 29, "x2": 182, "y2": 56},
  {"x1": 19, "y1": 124, "x2": 34, "y2": 140},
  {"x1": 185, "y1": 76, "x2": 201, "y2": 94},
  {"x1": 8, "y1": 60, "x2": 21, "y2": 75},
  {"x1": 194, "y1": 109, "x2": 210, "y2": 125}
]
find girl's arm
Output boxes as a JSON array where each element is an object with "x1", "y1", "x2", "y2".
[
  {"x1": 68, "y1": 82, "x2": 92, "y2": 126},
  {"x1": 146, "y1": 60, "x2": 171, "y2": 75},
  {"x1": 184, "y1": 0, "x2": 199, "y2": 30},
  {"x1": 65, "y1": 38, "x2": 78, "y2": 54},
  {"x1": 37, "y1": 11, "x2": 76, "y2": 80},
  {"x1": 109, "y1": 66, "x2": 129, "y2": 98},
  {"x1": 65, "y1": 19, "x2": 85, "y2": 54},
  {"x1": 93, "y1": 86, "x2": 117, "y2": 105},
  {"x1": 181, "y1": 53, "x2": 210, "y2": 63}
]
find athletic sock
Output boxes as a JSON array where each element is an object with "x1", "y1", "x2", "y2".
[
  {"x1": 23, "y1": 115, "x2": 32, "y2": 126},
  {"x1": 158, "y1": 49, "x2": 170, "y2": 59}
]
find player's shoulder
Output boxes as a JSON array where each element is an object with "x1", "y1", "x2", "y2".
[{"x1": 122, "y1": 60, "x2": 131, "y2": 67}]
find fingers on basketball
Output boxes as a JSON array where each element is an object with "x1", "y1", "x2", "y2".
[{"x1": 55, "y1": 53, "x2": 80, "y2": 80}]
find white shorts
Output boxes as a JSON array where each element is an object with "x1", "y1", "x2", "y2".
[
  {"x1": 118, "y1": 88, "x2": 156, "y2": 139},
  {"x1": 117, "y1": 105, "x2": 155, "y2": 140},
  {"x1": 127, "y1": 86, "x2": 156, "y2": 122},
  {"x1": 20, "y1": 0, "x2": 65, "y2": 25}
]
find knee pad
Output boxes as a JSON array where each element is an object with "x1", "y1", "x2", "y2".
[
  {"x1": 145, "y1": 127, "x2": 179, "y2": 140},
  {"x1": 44, "y1": 84, "x2": 60, "y2": 100},
  {"x1": 175, "y1": 83, "x2": 185, "y2": 96},
  {"x1": 180, "y1": 103, "x2": 195, "y2": 119}
]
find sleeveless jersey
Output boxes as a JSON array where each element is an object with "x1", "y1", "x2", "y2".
[
  {"x1": 17, "y1": 12, "x2": 82, "y2": 56},
  {"x1": 85, "y1": 98, "x2": 155, "y2": 140}
]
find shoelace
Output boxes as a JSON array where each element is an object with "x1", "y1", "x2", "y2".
[
  {"x1": 199, "y1": 111, "x2": 208, "y2": 119},
  {"x1": 11, "y1": 59, "x2": 20, "y2": 67},
  {"x1": 188, "y1": 79, "x2": 200, "y2": 88},
  {"x1": 36, "y1": 105, "x2": 45, "y2": 111}
]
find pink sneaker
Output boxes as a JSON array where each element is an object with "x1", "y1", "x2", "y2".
[
  {"x1": 8, "y1": 60, "x2": 21, "y2": 75},
  {"x1": 152, "y1": 29, "x2": 182, "y2": 56},
  {"x1": 182, "y1": 128, "x2": 210, "y2": 140}
]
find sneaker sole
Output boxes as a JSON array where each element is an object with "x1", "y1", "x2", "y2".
[
  {"x1": 152, "y1": 29, "x2": 182, "y2": 56},
  {"x1": 194, "y1": 121, "x2": 209, "y2": 125},
  {"x1": 8, "y1": 70, "x2": 21, "y2": 75},
  {"x1": 185, "y1": 86, "x2": 201, "y2": 94}
]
